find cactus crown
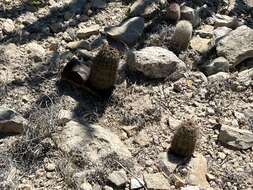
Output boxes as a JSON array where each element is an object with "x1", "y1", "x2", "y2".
[
  {"x1": 170, "y1": 119, "x2": 199, "y2": 157},
  {"x1": 94, "y1": 44, "x2": 120, "y2": 65}
]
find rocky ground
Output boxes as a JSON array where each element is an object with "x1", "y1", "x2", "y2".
[{"x1": 0, "y1": 0, "x2": 253, "y2": 190}]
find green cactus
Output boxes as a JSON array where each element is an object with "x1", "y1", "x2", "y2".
[
  {"x1": 170, "y1": 119, "x2": 199, "y2": 157},
  {"x1": 172, "y1": 20, "x2": 193, "y2": 50},
  {"x1": 89, "y1": 44, "x2": 120, "y2": 90}
]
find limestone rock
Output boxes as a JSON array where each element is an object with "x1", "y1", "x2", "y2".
[
  {"x1": 105, "y1": 17, "x2": 144, "y2": 46},
  {"x1": 218, "y1": 125, "x2": 253, "y2": 150},
  {"x1": 77, "y1": 25, "x2": 100, "y2": 39},
  {"x1": 217, "y1": 25, "x2": 253, "y2": 66},
  {"x1": 204, "y1": 57, "x2": 230, "y2": 76},
  {"x1": 143, "y1": 173, "x2": 170, "y2": 190},
  {"x1": 25, "y1": 42, "x2": 46, "y2": 62},
  {"x1": 186, "y1": 153, "x2": 210, "y2": 189},
  {"x1": 128, "y1": 0, "x2": 154, "y2": 17},
  {"x1": 190, "y1": 36, "x2": 211, "y2": 54},
  {"x1": 0, "y1": 107, "x2": 27, "y2": 134},
  {"x1": 213, "y1": 14, "x2": 239, "y2": 29},
  {"x1": 130, "y1": 178, "x2": 144, "y2": 189},
  {"x1": 80, "y1": 182, "x2": 92, "y2": 190},
  {"x1": 56, "y1": 121, "x2": 132, "y2": 160},
  {"x1": 208, "y1": 72, "x2": 230, "y2": 82},
  {"x1": 127, "y1": 46, "x2": 186, "y2": 79},
  {"x1": 108, "y1": 169, "x2": 128, "y2": 187},
  {"x1": 2, "y1": 19, "x2": 15, "y2": 34},
  {"x1": 212, "y1": 26, "x2": 232, "y2": 44},
  {"x1": 158, "y1": 152, "x2": 183, "y2": 175}
]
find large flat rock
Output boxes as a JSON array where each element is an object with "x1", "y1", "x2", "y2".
[
  {"x1": 217, "y1": 25, "x2": 253, "y2": 66},
  {"x1": 56, "y1": 120, "x2": 132, "y2": 161},
  {"x1": 127, "y1": 46, "x2": 186, "y2": 79}
]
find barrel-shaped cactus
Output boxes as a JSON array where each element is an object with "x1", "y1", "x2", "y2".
[
  {"x1": 170, "y1": 119, "x2": 199, "y2": 157},
  {"x1": 172, "y1": 20, "x2": 193, "y2": 50},
  {"x1": 89, "y1": 44, "x2": 120, "y2": 90},
  {"x1": 166, "y1": 2, "x2": 181, "y2": 21}
]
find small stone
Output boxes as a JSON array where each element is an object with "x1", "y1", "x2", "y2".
[
  {"x1": 213, "y1": 14, "x2": 239, "y2": 29},
  {"x1": 36, "y1": 169, "x2": 45, "y2": 177},
  {"x1": 186, "y1": 153, "x2": 210, "y2": 189},
  {"x1": 58, "y1": 110, "x2": 73, "y2": 125},
  {"x1": 208, "y1": 72, "x2": 230, "y2": 82},
  {"x1": 134, "y1": 130, "x2": 150, "y2": 146},
  {"x1": 2, "y1": 19, "x2": 15, "y2": 34},
  {"x1": 173, "y1": 174, "x2": 185, "y2": 188},
  {"x1": 158, "y1": 152, "x2": 183, "y2": 175},
  {"x1": 143, "y1": 173, "x2": 170, "y2": 190},
  {"x1": 80, "y1": 182, "x2": 92, "y2": 190},
  {"x1": 66, "y1": 40, "x2": 91, "y2": 50},
  {"x1": 105, "y1": 17, "x2": 144, "y2": 46},
  {"x1": 0, "y1": 107, "x2": 27, "y2": 134},
  {"x1": 218, "y1": 125, "x2": 253, "y2": 150},
  {"x1": 128, "y1": 0, "x2": 153, "y2": 17},
  {"x1": 108, "y1": 169, "x2": 128, "y2": 187},
  {"x1": 190, "y1": 35, "x2": 211, "y2": 54},
  {"x1": 181, "y1": 186, "x2": 200, "y2": 190},
  {"x1": 17, "y1": 184, "x2": 33, "y2": 190},
  {"x1": 217, "y1": 152, "x2": 226, "y2": 160},
  {"x1": 77, "y1": 25, "x2": 100, "y2": 39},
  {"x1": 196, "y1": 25, "x2": 214, "y2": 38},
  {"x1": 206, "y1": 173, "x2": 215, "y2": 181},
  {"x1": 212, "y1": 26, "x2": 232, "y2": 44},
  {"x1": 25, "y1": 42, "x2": 46, "y2": 62},
  {"x1": 204, "y1": 57, "x2": 230, "y2": 76},
  {"x1": 130, "y1": 178, "x2": 144, "y2": 189},
  {"x1": 46, "y1": 172, "x2": 54, "y2": 179},
  {"x1": 45, "y1": 163, "x2": 56, "y2": 172}
]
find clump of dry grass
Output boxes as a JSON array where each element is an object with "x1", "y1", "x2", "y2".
[{"x1": 11, "y1": 96, "x2": 60, "y2": 171}]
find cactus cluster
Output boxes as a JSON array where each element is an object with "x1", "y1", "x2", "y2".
[
  {"x1": 89, "y1": 44, "x2": 120, "y2": 90},
  {"x1": 172, "y1": 20, "x2": 193, "y2": 50},
  {"x1": 170, "y1": 119, "x2": 199, "y2": 157}
]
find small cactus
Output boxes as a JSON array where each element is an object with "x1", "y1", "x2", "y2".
[
  {"x1": 89, "y1": 44, "x2": 120, "y2": 90},
  {"x1": 166, "y1": 3, "x2": 181, "y2": 21},
  {"x1": 172, "y1": 20, "x2": 193, "y2": 50},
  {"x1": 170, "y1": 119, "x2": 199, "y2": 157}
]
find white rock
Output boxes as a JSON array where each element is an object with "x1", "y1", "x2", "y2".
[
  {"x1": 127, "y1": 46, "x2": 186, "y2": 79},
  {"x1": 213, "y1": 26, "x2": 232, "y2": 44},
  {"x1": 213, "y1": 14, "x2": 239, "y2": 28},
  {"x1": 218, "y1": 125, "x2": 253, "y2": 150},
  {"x1": 80, "y1": 182, "x2": 92, "y2": 190},
  {"x1": 130, "y1": 178, "x2": 144, "y2": 189},
  {"x1": 108, "y1": 169, "x2": 128, "y2": 187},
  {"x1": 186, "y1": 153, "x2": 210, "y2": 189},
  {"x1": 208, "y1": 72, "x2": 230, "y2": 82},
  {"x1": 2, "y1": 19, "x2": 15, "y2": 34},
  {"x1": 25, "y1": 42, "x2": 46, "y2": 62},
  {"x1": 217, "y1": 25, "x2": 253, "y2": 66},
  {"x1": 77, "y1": 25, "x2": 100, "y2": 39},
  {"x1": 143, "y1": 173, "x2": 170, "y2": 190},
  {"x1": 56, "y1": 121, "x2": 131, "y2": 160}
]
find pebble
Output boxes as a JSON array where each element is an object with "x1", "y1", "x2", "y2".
[{"x1": 45, "y1": 163, "x2": 56, "y2": 172}]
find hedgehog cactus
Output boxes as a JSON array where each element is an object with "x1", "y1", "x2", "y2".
[
  {"x1": 170, "y1": 119, "x2": 199, "y2": 157},
  {"x1": 89, "y1": 44, "x2": 120, "y2": 90},
  {"x1": 172, "y1": 20, "x2": 193, "y2": 50},
  {"x1": 166, "y1": 2, "x2": 181, "y2": 21}
]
